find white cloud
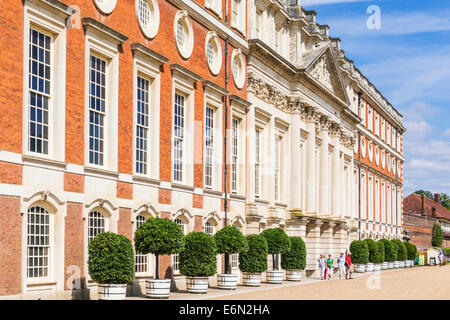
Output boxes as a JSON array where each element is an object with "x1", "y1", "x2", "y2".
[{"x1": 442, "y1": 128, "x2": 450, "y2": 137}]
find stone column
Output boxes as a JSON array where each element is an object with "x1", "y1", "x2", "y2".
[
  {"x1": 246, "y1": 105, "x2": 258, "y2": 216},
  {"x1": 330, "y1": 125, "x2": 341, "y2": 218},
  {"x1": 319, "y1": 116, "x2": 330, "y2": 217},
  {"x1": 290, "y1": 111, "x2": 302, "y2": 211},
  {"x1": 305, "y1": 107, "x2": 319, "y2": 215},
  {"x1": 305, "y1": 219, "x2": 323, "y2": 278}
]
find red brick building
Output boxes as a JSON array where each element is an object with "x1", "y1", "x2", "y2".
[
  {"x1": 403, "y1": 193, "x2": 450, "y2": 249},
  {"x1": 0, "y1": 0, "x2": 249, "y2": 299}
]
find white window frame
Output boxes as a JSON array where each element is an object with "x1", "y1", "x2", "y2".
[
  {"x1": 204, "y1": 105, "x2": 215, "y2": 188},
  {"x1": 368, "y1": 106, "x2": 373, "y2": 131},
  {"x1": 172, "y1": 216, "x2": 188, "y2": 275},
  {"x1": 135, "y1": 0, "x2": 160, "y2": 39},
  {"x1": 23, "y1": 1, "x2": 68, "y2": 162},
  {"x1": 231, "y1": 49, "x2": 245, "y2": 89},
  {"x1": 255, "y1": 127, "x2": 261, "y2": 198},
  {"x1": 231, "y1": 117, "x2": 240, "y2": 194},
  {"x1": 205, "y1": 0, "x2": 222, "y2": 17},
  {"x1": 375, "y1": 113, "x2": 380, "y2": 136},
  {"x1": 84, "y1": 29, "x2": 120, "y2": 172},
  {"x1": 274, "y1": 135, "x2": 281, "y2": 202},
  {"x1": 171, "y1": 68, "x2": 196, "y2": 186},
  {"x1": 174, "y1": 10, "x2": 194, "y2": 59},
  {"x1": 134, "y1": 213, "x2": 155, "y2": 277},
  {"x1": 205, "y1": 32, "x2": 222, "y2": 76},
  {"x1": 132, "y1": 51, "x2": 161, "y2": 180},
  {"x1": 231, "y1": 0, "x2": 246, "y2": 34},
  {"x1": 381, "y1": 118, "x2": 385, "y2": 141},
  {"x1": 93, "y1": 0, "x2": 117, "y2": 14}
]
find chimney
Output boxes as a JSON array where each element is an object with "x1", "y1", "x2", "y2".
[
  {"x1": 431, "y1": 207, "x2": 436, "y2": 218},
  {"x1": 434, "y1": 193, "x2": 441, "y2": 204},
  {"x1": 421, "y1": 194, "x2": 426, "y2": 216}
]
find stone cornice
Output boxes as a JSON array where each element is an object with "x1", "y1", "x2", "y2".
[
  {"x1": 248, "y1": 73, "x2": 357, "y2": 149},
  {"x1": 130, "y1": 42, "x2": 169, "y2": 65},
  {"x1": 81, "y1": 17, "x2": 128, "y2": 45}
]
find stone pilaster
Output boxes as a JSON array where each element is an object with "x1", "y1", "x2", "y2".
[
  {"x1": 330, "y1": 124, "x2": 341, "y2": 218},
  {"x1": 305, "y1": 107, "x2": 319, "y2": 215},
  {"x1": 290, "y1": 112, "x2": 302, "y2": 211},
  {"x1": 305, "y1": 219, "x2": 323, "y2": 277},
  {"x1": 319, "y1": 116, "x2": 330, "y2": 217}
]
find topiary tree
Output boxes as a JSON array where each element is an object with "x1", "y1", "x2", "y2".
[
  {"x1": 432, "y1": 223, "x2": 444, "y2": 247},
  {"x1": 239, "y1": 234, "x2": 268, "y2": 274},
  {"x1": 392, "y1": 239, "x2": 407, "y2": 261},
  {"x1": 260, "y1": 228, "x2": 291, "y2": 271},
  {"x1": 379, "y1": 239, "x2": 397, "y2": 262},
  {"x1": 281, "y1": 237, "x2": 307, "y2": 271},
  {"x1": 404, "y1": 241, "x2": 418, "y2": 261},
  {"x1": 349, "y1": 240, "x2": 369, "y2": 264},
  {"x1": 214, "y1": 225, "x2": 248, "y2": 274},
  {"x1": 134, "y1": 217, "x2": 185, "y2": 279},
  {"x1": 364, "y1": 239, "x2": 378, "y2": 264},
  {"x1": 376, "y1": 240, "x2": 385, "y2": 264},
  {"x1": 88, "y1": 232, "x2": 135, "y2": 284},
  {"x1": 179, "y1": 232, "x2": 217, "y2": 277}
]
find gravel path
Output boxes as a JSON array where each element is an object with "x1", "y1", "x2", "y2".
[{"x1": 207, "y1": 265, "x2": 450, "y2": 300}]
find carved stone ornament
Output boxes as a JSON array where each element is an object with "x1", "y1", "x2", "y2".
[{"x1": 310, "y1": 55, "x2": 333, "y2": 92}]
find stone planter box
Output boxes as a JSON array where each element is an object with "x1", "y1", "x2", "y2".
[
  {"x1": 217, "y1": 274, "x2": 237, "y2": 290},
  {"x1": 242, "y1": 273, "x2": 261, "y2": 287},
  {"x1": 388, "y1": 262, "x2": 394, "y2": 269},
  {"x1": 266, "y1": 270, "x2": 283, "y2": 284},
  {"x1": 365, "y1": 263, "x2": 374, "y2": 272},
  {"x1": 286, "y1": 270, "x2": 302, "y2": 281},
  {"x1": 374, "y1": 264, "x2": 382, "y2": 271},
  {"x1": 399, "y1": 261, "x2": 406, "y2": 268},
  {"x1": 186, "y1": 277, "x2": 209, "y2": 294},
  {"x1": 354, "y1": 264, "x2": 366, "y2": 273},
  {"x1": 98, "y1": 283, "x2": 127, "y2": 300},
  {"x1": 393, "y1": 261, "x2": 400, "y2": 269},
  {"x1": 381, "y1": 262, "x2": 388, "y2": 270},
  {"x1": 145, "y1": 279, "x2": 171, "y2": 299}
]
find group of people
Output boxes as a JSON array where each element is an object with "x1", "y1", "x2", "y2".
[{"x1": 318, "y1": 252, "x2": 353, "y2": 280}]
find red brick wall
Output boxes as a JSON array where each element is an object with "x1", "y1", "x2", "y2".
[
  {"x1": 194, "y1": 215, "x2": 203, "y2": 232},
  {"x1": 64, "y1": 202, "x2": 84, "y2": 290},
  {"x1": 0, "y1": 1, "x2": 23, "y2": 154},
  {"x1": 158, "y1": 188, "x2": 171, "y2": 205},
  {"x1": 0, "y1": 196, "x2": 22, "y2": 295},
  {"x1": 64, "y1": 173, "x2": 84, "y2": 193},
  {"x1": 116, "y1": 181, "x2": 133, "y2": 200},
  {"x1": 193, "y1": 194, "x2": 203, "y2": 209},
  {"x1": 0, "y1": 161, "x2": 22, "y2": 185},
  {"x1": 118, "y1": 208, "x2": 132, "y2": 240}
]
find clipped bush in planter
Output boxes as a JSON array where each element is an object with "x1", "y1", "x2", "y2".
[
  {"x1": 390, "y1": 240, "x2": 403, "y2": 268},
  {"x1": 88, "y1": 232, "x2": 135, "y2": 300},
  {"x1": 281, "y1": 236, "x2": 306, "y2": 281},
  {"x1": 261, "y1": 228, "x2": 291, "y2": 284},
  {"x1": 214, "y1": 225, "x2": 248, "y2": 290},
  {"x1": 350, "y1": 240, "x2": 369, "y2": 273},
  {"x1": 134, "y1": 217, "x2": 185, "y2": 298},
  {"x1": 404, "y1": 242, "x2": 417, "y2": 267},
  {"x1": 180, "y1": 232, "x2": 217, "y2": 294},
  {"x1": 364, "y1": 239, "x2": 377, "y2": 272},
  {"x1": 239, "y1": 234, "x2": 268, "y2": 287},
  {"x1": 392, "y1": 239, "x2": 407, "y2": 263},
  {"x1": 379, "y1": 239, "x2": 396, "y2": 268},
  {"x1": 376, "y1": 240, "x2": 386, "y2": 269}
]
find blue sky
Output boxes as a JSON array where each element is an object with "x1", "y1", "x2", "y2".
[{"x1": 302, "y1": 0, "x2": 450, "y2": 196}]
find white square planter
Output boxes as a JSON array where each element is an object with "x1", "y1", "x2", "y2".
[
  {"x1": 145, "y1": 279, "x2": 171, "y2": 299},
  {"x1": 286, "y1": 270, "x2": 302, "y2": 281},
  {"x1": 217, "y1": 274, "x2": 238, "y2": 290},
  {"x1": 186, "y1": 277, "x2": 209, "y2": 294},
  {"x1": 393, "y1": 261, "x2": 400, "y2": 269},
  {"x1": 365, "y1": 263, "x2": 374, "y2": 272},
  {"x1": 242, "y1": 273, "x2": 261, "y2": 287},
  {"x1": 374, "y1": 264, "x2": 382, "y2": 271},
  {"x1": 381, "y1": 262, "x2": 388, "y2": 270},
  {"x1": 354, "y1": 264, "x2": 366, "y2": 273},
  {"x1": 266, "y1": 270, "x2": 283, "y2": 284},
  {"x1": 399, "y1": 261, "x2": 406, "y2": 268},
  {"x1": 98, "y1": 284, "x2": 127, "y2": 300}
]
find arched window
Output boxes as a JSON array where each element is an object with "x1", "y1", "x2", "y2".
[
  {"x1": 27, "y1": 206, "x2": 51, "y2": 279},
  {"x1": 88, "y1": 210, "x2": 106, "y2": 245},
  {"x1": 172, "y1": 217, "x2": 187, "y2": 273},
  {"x1": 135, "y1": 214, "x2": 150, "y2": 274},
  {"x1": 204, "y1": 220, "x2": 215, "y2": 236}
]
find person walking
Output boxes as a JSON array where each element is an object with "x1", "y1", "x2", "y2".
[
  {"x1": 326, "y1": 254, "x2": 334, "y2": 280},
  {"x1": 438, "y1": 251, "x2": 445, "y2": 267},
  {"x1": 337, "y1": 252, "x2": 346, "y2": 280},
  {"x1": 318, "y1": 255, "x2": 326, "y2": 280},
  {"x1": 345, "y1": 252, "x2": 353, "y2": 279}
]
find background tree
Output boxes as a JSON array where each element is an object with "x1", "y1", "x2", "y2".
[
  {"x1": 414, "y1": 190, "x2": 450, "y2": 209},
  {"x1": 432, "y1": 223, "x2": 444, "y2": 247}
]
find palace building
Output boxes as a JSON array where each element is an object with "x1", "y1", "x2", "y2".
[{"x1": 0, "y1": 0, "x2": 405, "y2": 299}]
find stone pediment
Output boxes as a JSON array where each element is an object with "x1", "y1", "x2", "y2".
[{"x1": 303, "y1": 46, "x2": 349, "y2": 105}]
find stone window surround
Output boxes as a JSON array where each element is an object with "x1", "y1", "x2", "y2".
[
  {"x1": 205, "y1": 31, "x2": 222, "y2": 76},
  {"x1": 131, "y1": 43, "x2": 167, "y2": 181},
  {"x1": 231, "y1": 49, "x2": 246, "y2": 90},
  {"x1": 174, "y1": 10, "x2": 194, "y2": 60},
  {"x1": 135, "y1": 0, "x2": 160, "y2": 39},
  {"x1": 22, "y1": 0, "x2": 72, "y2": 164},
  {"x1": 93, "y1": 0, "x2": 117, "y2": 15}
]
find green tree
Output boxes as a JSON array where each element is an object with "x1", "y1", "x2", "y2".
[
  {"x1": 440, "y1": 193, "x2": 450, "y2": 210},
  {"x1": 414, "y1": 190, "x2": 433, "y2": 200},
  {"x1": 432, "y1": 223, "x2": 444, "y2": 247}
]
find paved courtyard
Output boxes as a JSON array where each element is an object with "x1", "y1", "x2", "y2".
[
  {"x1": 207, "y1": 265, "x2": 450, "y2": 300},
  {"x1": 129, "y1": 265, "x2": 450, "y2": 300}
]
